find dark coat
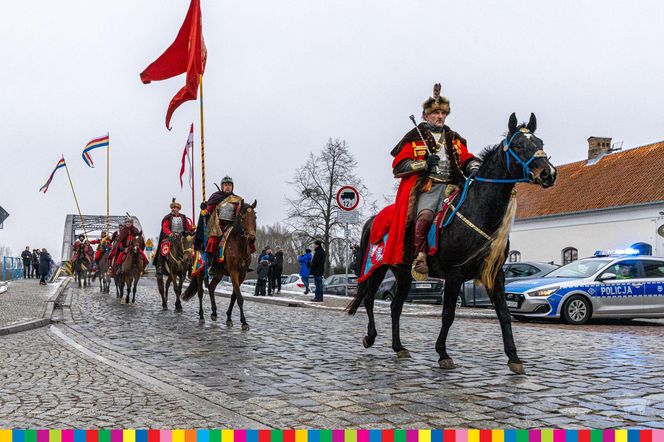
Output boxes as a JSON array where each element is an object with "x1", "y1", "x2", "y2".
[
  {"x1": 257, "y1": 262, "x2": 269, "y2": 280},
  {"x1": 21, "y1": 250, "x2": 32, "y2": 264},
  {"x1": 310, "y1": 246, "x2": 326, "y2": 276},
  {"x1": 39, "y1": 253, "x2": 51, "y2": 275},
  {"x1": 32, "y1": 251, "x2": 40, "y2": 265},
  {"x1": 273, "y1": 251, "x2": 284, "y2": 275}
]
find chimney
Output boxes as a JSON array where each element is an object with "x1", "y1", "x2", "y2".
[{"x1": 587, "y1": 136, "x2": 612, "y2": 160}]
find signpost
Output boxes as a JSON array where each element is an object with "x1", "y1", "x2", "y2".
[
  {"x1": 0, "y1": 206, "x2": 9, "y2": 229},
  {"x1": 336, "y1": 186, "x2": 360, "y2": 297}
]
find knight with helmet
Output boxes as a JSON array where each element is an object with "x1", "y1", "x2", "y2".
[
  {"x1": 154, "y1": 198, "x2": 195, "y2": 275},
  {"x1": 193, "y1": 175, "x2": 244, "y2": 276},
  {"x1": 108, "y1": 216, "x2": 149, "y2": 275}
]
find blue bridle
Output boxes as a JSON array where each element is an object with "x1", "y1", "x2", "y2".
[{"x1": 442, "y1": 129, "x2": 549, "y2": 228}]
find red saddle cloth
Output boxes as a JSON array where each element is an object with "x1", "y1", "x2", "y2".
[{"x1": 357, "y1": 189, "x2": 460, "y2": 283}]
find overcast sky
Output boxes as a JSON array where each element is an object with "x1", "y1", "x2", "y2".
[{"x1": 1, "y1": 0, "x2": 663, "y2": 259}]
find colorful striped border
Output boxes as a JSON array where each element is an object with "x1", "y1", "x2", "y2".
[{"x1": 0, "y1": 431, "x2": 663, "y2": 442}]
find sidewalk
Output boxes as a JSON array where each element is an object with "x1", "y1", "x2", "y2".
[
  {"x1": 214, "y1": 284, "x2": 496, "y2": 320},
  {"x1": 0, "y1": 277, "x2": 70, "y2": 335}
]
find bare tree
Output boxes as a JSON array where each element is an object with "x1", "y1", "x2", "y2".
[
  {"x1": 0, "y1": 245, "x2": 12, "y2": 257},
  {"x1": 285, "y1": 138, "x2": 368, "y2": 276},
  {"x1": 254, "y1": 223, "x2": 302, "y2": 275}
]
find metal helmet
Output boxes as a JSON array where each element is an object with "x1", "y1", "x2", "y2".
[
  {"x1": 124, "y1": 217, "x2": 133, "y2": 224},
  {"x1": 221, "y1": 176, "x2": 234, "y2": 187}
]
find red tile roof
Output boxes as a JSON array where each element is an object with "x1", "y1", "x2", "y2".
[{"x1": 515, "y1": 141, "x2": 664, "y2": 220}]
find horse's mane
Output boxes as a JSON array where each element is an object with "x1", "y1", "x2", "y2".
[{"x1": 478, "y1": 124, "x2": 531, "y2": 161}]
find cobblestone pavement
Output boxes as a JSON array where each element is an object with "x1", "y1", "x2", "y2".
[
  {"x1": 0, "y1": 279, "x2": 61, "y2": 327},
  {"x1": 3, "y1": 280, "x2": 664, "y2": 428}
]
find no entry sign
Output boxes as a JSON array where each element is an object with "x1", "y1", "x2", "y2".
[{"x1": 336, "y1": 186, "x2": 359, "y2": 211}]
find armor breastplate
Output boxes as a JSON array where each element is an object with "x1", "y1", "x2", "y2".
[
  {"x1": 217, "y1": 199, "x2": 236, "y2": 222},
  {"x1": 171, "y1": 216, "x2": 184, "y2": 234},
  {"x1": 429, "y1": 138, "x2": 453, "y2": 183}
]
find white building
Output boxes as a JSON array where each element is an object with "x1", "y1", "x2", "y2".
[{"x1": 509, "y1": 137, "x2": 664, "y2": 265}]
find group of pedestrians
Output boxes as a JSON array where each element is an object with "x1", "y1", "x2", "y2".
[
  {"x1": 298, "y1": 240, "x2": 326, "y2": 302},
  {"x1": 255, "y1": 247, "x2": 284, "y2": 297},
  {"x1": 20, "y1": 246, "x2": 53, "y2": 285}
]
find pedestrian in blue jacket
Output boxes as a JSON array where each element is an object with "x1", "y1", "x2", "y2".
[{"x1": 298, "y1": 248, "x2": 313, "y2": 294}]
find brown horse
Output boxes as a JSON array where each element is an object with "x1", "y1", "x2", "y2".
[
  {"x1": 157, "y1": 233, "x2": 194, "y2": 311},
  {"x1": 117, "y1": 236, "x2": 146, "y2": 304},
  {"x1": 182, "y1": 200, "x2": 257, "y2": 329},
  {"x1": 72, "y1": 252, "x2": 91, "y2": 288},
  {"x1": 93, "y1": 245, "x2": 111, "y2": 293}
]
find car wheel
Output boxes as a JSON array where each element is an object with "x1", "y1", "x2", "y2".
[
  {"x1": 562, "y1": 295, "x2": 591, "y2": 325},
  {"x1": 455, "y1": 293, "x2": 464, "y2": 308},
  {"x1": 383, "y1": 292, "x2": 394, "y2": 302}
]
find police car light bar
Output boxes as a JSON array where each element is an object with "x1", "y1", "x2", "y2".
[{"x1": 594, "y1": 248, "x2": 639, "y2": 257}]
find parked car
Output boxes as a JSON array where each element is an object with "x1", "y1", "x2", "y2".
[
  {"x1": 377, "y1": 270, "x2": 444, "y2": 304},
  {"x1": 281, "y1": 274, "x2": 307, "y2": 293},
  {"x1": 323, "y1": 274, "x2": 358, "y2": 297},
  {"x1": 505, "y1": 252, "x2": 664, "y2": 324},
  {"x1": 459, "y1": 261, "x2": 559, "y2": 307}
]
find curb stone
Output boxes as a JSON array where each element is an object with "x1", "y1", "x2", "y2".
[
  {"x1": 212, "y1": 287, "x2": 496, "y2": 320},
  {"x1": 0, "y1": 277, "x2": 71, "y2": 336}
]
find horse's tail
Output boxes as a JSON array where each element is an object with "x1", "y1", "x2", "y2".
[
  {"x1": 480, "y1": 192, "x2": 518, "y2": 292},
  {"x1": 346, "y1": 215, "x2": 374, "y2": 316},
  {"x1": 181, "y1": 275, "x2": 200, "y2": 301}
]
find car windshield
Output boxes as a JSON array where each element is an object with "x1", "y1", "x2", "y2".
[{"x1": 546, "y1": 259, "x2": 612, "y2": 278}]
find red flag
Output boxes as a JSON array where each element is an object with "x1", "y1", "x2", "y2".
[
  {"x1": 180, "y1": 124, "x2": 194, "y2": 188},
  {"x1": 140, "y1": 0, "x2": 207, "y2": 130}
]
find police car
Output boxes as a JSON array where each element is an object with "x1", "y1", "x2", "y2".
[{"x1": 504, "y1": 250, "x2": 664, "y2": 324}]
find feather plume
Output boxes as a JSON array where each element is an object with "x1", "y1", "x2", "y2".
[{"x1": 433, "y1": 83, "x2": 441, "y2": 100}]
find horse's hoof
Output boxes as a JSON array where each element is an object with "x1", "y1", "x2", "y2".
[
  {"x1": 226, "y1": 320, "x2": 233, "y2": 327},
  {"x1": 508, "y1": 362, "x2": 526, "y2": 375},
  {"x1": 363, "y1": 336, "x2": 375, "y2": 348},
  {"x1": 211, "y1": 313, "x2": 217, "y2": 321},
  {"x1": 438, "y1": 358, "x2": 456, "y2": 369},
  {"x1": 396, "y1": 349, "x2": 411, "y2": 359},
  {"x1": 241, "y1": 323, "x2": 250, "y2": 331},
  {"x1": 175, "y1": 306, "x2": 183, "y2": 313},
  {"x1": 162, "y1": 305, "x2": 168, "y2": 310}
]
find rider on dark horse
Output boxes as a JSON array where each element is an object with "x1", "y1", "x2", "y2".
[
  {"x1": 193, "y1": 176, "x2": 250, "y2": 277},
  {"x1": 90, "y1": 230, "x2": 111, "y2": 265},
  {"x1": 71, "y1": 234, "x2": 94, "y2": 267},
  {"x1": 109, "y1": 217, "x2": 149, "y2": 275},
  {"x1": 388, "y1": 83, "x2": 482, "y2": 280},
  {"x1": 154, "y1": 198, "x2": 195, "y2": 276}
]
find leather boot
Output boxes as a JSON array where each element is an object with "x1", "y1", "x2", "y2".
[
  {"x1": 206, "y1": 252, "x2": 216, "y2": 277},
  {"x1": 412, "y1": 210, "x2": 434, "y2": 281}
]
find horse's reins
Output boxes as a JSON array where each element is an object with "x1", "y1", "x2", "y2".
[{"x1": 441, "y1": 129, "x2": 550, "y2": 238}]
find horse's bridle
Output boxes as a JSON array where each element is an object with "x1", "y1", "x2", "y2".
[
  {"x1": 475, "y1": 129, "x2": 549, "y2": 185},
  {"x1": 442, "y1": 129, "x2": 550, "y2": 230}
]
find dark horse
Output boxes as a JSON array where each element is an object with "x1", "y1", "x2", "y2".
[
  {"x1": 116, "y1": 236, "x2": 146, "y2": 304},
  {"x1": 182, "y1": 200, "x2": 257, "y2": 329},
  {"x1": 72, "y1": 253, "x2": 91, "y2": 288},
  {"x1": 92, "y1": 244, "x2": 112, "y2": 293},
  {"x1": 347, "y1": 113, "x2": 557, "y2": 374},
  {"x1": 157, "y1": 233, "x2": 194, "y2": 311}
]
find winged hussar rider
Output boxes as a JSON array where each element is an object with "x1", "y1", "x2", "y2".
[
  {"x1": 389, "y1": 83, "x2": 481, "y2": 280},
  {"x1": 193, "y1": 176, "x2": 245, "y2": 277}
]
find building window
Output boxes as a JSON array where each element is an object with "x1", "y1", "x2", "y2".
[
  {"x1": 562, "y1": 247, "x2": 578, "y2": 265},
  {"x1": 508, "y1": 251, "x2": 521, "y2": 262},
  {"x1": 631, "y1": 242, "x2": 652, "y2": 256}
]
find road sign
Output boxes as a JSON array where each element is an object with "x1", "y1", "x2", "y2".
[
  {"x1": 0, "y1": 206, "x2": 9, "y2": 225},
  {"x1": 336, "y1": 186, "x2": 360, "y2": 211},
  {"x1": 337, "y1": 210, "x2": 360, "y2": 224},
  {"x1": 146, "y1": 239, "x2": 154, "y2": 248}
]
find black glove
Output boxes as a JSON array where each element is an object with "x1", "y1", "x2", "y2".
[{"x1": 426, "y1": 154, "x2": 440, "y2": 170}]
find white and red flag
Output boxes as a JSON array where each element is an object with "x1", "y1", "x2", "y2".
[{"x1": 179, "y1": 123, "x2": 194, "y2": 189}]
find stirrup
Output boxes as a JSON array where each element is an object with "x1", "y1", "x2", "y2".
[{"x1": 411, "y1": 252, "x2": 429, "y2": 281}]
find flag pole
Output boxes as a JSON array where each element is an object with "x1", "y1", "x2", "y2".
[
  {"x1": 106, "y1": 132, "x2": 110, "y2": 233},
  {"x1": 199, "y1": 74, "x2": 206, "y2": 202},
  {"x1": 191, "y1": 124, "x2": 196, "y2": 225},
  {"x1": 63, "y1": 157, "x2": 88, "y2": 239}
]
